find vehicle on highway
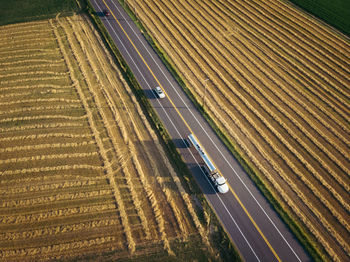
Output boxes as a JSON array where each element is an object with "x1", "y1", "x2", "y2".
[
  {"x1": 188, "y1": 134, "x2": 229, "y2": 193},
  {"x1": 103, "y1": 10, "x2": 110, "y2": 16},
  {"x1": 154, "y1": 86, "x2": 165, "y2": 98}
]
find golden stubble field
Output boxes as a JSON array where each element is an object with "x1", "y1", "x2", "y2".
[
  {"x1": 127, "y1": 0, "x2": 350, "y2": 260},
  {"x1": 0, "y1": 14, "x2": 210, "y2": 261}
]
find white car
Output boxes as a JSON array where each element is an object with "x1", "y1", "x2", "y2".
[{"x1": 155, "y1": 86, "x2": 165, "y2": 98}]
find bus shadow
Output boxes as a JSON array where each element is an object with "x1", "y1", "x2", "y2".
[
  {"x1": 189, "y1": 164, "x2": 217, "y2": 195},
  {"x1": 173, "y1": 138, "x2": 190, "y2": 148}
]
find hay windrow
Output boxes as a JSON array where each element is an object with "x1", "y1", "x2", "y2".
[
  {"x1": 0, "y1": 115, "x2": 87, "y2": 123},
  {"x1": 0, "y1": 59, "x2": 64, "y2": 66},
  {"x1": 0, "y1": 98, "x2": 80, "y2": 106},
  {"x1": 55, "y1": 17, "x2": 137, "y2": 253},
  {"x1": 67, "y1": 15, "x2": 173, "y2": 246},
  {"x1": 0, "y1": 133, "x2": 92, "y2": 142},
  {"x1": 133, "y1": 0, "x2": 350, "y2": 259},
  {"x1": 0, "y1": 141, "x2": 95, "y2": 153},
  {"x1": 0, "y1": 105, "x2": 83, "y2": 115},
  {"x1": 0, "y1": 122, "x2": 84, "y2": 133}
]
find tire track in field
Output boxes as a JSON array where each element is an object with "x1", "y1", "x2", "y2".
[
  {"x1": 71, "y1": 14, "x2": 189, "y2": 250},
  {"x1": 68, "y1": 16, "x2": 163, "y2": 243},
  {"x1": 65, "y1": 16, "x2": 162, "y2": 243},
  {"x1": 53, "y1": 17, "x2": 134, "y2": 253}
]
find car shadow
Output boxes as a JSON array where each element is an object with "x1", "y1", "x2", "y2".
[
  {"x1": 143, "y1": 89, "x2": 158, "y2": 99},
  {"x1": 92, "y1": 11, "x2": 105, "y2": 17}
]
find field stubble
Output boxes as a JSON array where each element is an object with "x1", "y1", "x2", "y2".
[
  {"x1": 0, "y1": 13, "x2": 210, "y2": 261},
  {"x1": 128, "y1": 0, "x2": 350, "y2": 260}
]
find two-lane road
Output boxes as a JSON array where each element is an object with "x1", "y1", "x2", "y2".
[{"x1": 90, "y1": 0, "x2": 310, "y2": 261}]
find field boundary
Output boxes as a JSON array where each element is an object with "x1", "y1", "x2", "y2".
[
  {"x1": 82, "y1": 0, "x2": 241, "y2": 260},
  {"x1": 285, "y1": 0, "x2": 350, "y2": 37},
  {"x1": 113, "y1": 1, "x2": 329, "y2": 261},
  {"x1": 0, "y1": 1, "x2": 79, "y2": 27}
]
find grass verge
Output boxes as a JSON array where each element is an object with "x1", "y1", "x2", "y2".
[
  {"x1": 117, "y1": 1, "x2": 327, "y2": 261},
  {"x1": 0, "y1": 0, "x2": 79, "y2": 26},
  {"x1": 82, "y1": 0, "x2": 241, "y2": 260}
]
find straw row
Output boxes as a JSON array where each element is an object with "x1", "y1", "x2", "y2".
[
  {"x1": 136, "y1": 0, "x2": 350, "y2": 258},
  {"x1": 0, "y1": 218, "x2": 119, "y2": 241},
  {"x1": 1, "y1": 189, "x2": 112, "y2": 208},
  {"x1": 0, "y1": 133, "x2": 92, "y2": 142},
  {"x1": 0, "y1": 58, "x2": 64, "y2": 66},
  {"x1": 0, "y1": 141, "x2": 95, "y2": 153},
  {"x1": 0, "y1": 236, "x2": 116, "y2": 259},
  {"x1": 0, "y1": 98, "x2": 80, "y2": 106},
  {"x1": 0, "y1": 203, "x2": 116, "y2": 224},
  {"x1": 0, "y1": 177, "x2": 101, "y2": 194},
  {"x1": 0, "y1": 114, "x2": 86, "y2": 123},
  {"x1": 0, "y1": 104, "x2": 82, "y2": 115}
]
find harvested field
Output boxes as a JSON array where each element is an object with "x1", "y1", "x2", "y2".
[
  {"x1": 126, "y1": 0, "x2": 350, "y2": 260},
  {"x1": 0, "y1": 14, "x2": 211, "y2": 261}
]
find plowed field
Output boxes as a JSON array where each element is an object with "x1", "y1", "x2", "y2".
[
  {"x1": 127, "y1": 0, "x2": 350, "y2": 260},
  {"x1": 0, "y1": 14, "x2": 210, "y2": 261}
]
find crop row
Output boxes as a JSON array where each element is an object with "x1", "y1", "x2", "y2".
[
  {"x1": 139, "y1": 0, "x2": 348, "y2": 207},
  {"x1": 220, "y1": 0, "x2": 350, "y2": 121},
  {"x1": 0, "y1": 18, "x2": 115, "y2": 261},
  {"x1": 0, "y1": 175, "x2": 104, "y2": 195},
  {"x1": 262, "y1": 0, "x2": 350, "y2": 57},
  {"x1": 0, "y1": 98, "x2": 80, "y2": 107},
  {"x1": 0, "y1": 37, "x2": 55, "y2": 48},
  {"x1": 0, "y1": 14, "x2": 210, "y2": 260},
  {"x1": 0, "y1": 105, "x2": 82, "y2": 116},
  {"x1": 201, "y1": 0, "x2": 350, "y2": 127},
  {"x1": 0, "y1": 202, "x2": 116, "y2": 224},
  {"x1": 0, "y1": 122, "x2": 85, "y2": 133},
  {"x1": 0, "y1": 236, "x2": 117, "y2": 259},
  {"x1": 0, "y1": 58, "x2": 64, "y2": 66},
  {"x1": 0, "y1": 141, "x2": 94, "y2": 154},
  {"x1": 0, "y1": 133, "x2": 92, "y2": 143},
  {"x1": 0, "y1": 218, "x2": 120, "y2": 242},
  {"x1": 0, "y1": 20, "x2": 49, "y2": 32}
]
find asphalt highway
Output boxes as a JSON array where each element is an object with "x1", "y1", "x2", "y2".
[{"x1": 89, "y1": 1, "x2": 311, "y2": 261}]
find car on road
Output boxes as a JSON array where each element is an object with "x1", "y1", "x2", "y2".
[
  {"x1": 103, "y1": 10, "x2": 110, "y2": 16},
  {"x1": 155, "y1": 86, "x2": 165, "y2": 98}
]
